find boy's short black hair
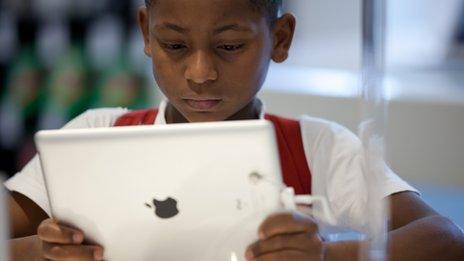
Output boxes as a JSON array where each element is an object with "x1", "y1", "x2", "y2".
[
  {"x1": 144, "y1": 0, "x2": 282, "y2": 27},
  {"x1": 248, "y1": 0, "x2": 282, "y2": 26}
]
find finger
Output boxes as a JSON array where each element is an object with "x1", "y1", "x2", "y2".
[
  {"x1": 43, "y1": 242, "x2": 104, "y2": 261},
  {"x1": 37, "y1": 219, "x2": 84, "y2": 244},
  {"x1": 258, "y1": 212, "x2": 318, "y2": 240},
  {"x1": 246, "y1": 233, "x2": 322, "y2": 259},
  {"x1": 252, "y1": 249, "x2": 308, "y2": 261}
]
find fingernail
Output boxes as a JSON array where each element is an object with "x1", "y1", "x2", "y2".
[
  {"x1": 259, "y1": 230, "x2": 266, "y2": 240},
  {"x1": 94, "y1": 248, "x2": 104, "y2": 260},
  {"x1": 73, "y1": 233, "x2": 83, "y2": 243}
]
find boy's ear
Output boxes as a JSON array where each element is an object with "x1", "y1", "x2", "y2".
[
  {"x1": 138, "y1": 7, "x2": 152, "y2": 57},
  {"x1": 271, "y1": 14, "x2": 296, "y2": 63}
]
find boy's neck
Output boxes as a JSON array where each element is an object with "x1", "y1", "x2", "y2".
[{"x1": 165, "y1": 99, "x2": 261, "y2": 124}]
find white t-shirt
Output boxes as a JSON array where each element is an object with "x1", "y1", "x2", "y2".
[{"x1": 4, "y1": 100, "x2": 416, "y2": 232}]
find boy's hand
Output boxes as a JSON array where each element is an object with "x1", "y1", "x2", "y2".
[
  {"x1": 37, "y1": 218, "x2": 104, "y2": 260},
  {"x1": 246, "y1": 212, "x2": 324, "y2": 261}
]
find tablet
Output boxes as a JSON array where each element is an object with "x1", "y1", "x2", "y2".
[{"x1": 35, "y1": 120, "x2": 285, "y2": 260}]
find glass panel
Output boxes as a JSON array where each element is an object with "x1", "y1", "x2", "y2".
[{"x1": 359, "y1": 0, "x2": 389, "y2": 259}]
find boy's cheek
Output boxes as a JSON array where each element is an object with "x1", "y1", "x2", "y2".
[{"x1": 151, "y1": 58, "x2": 177, "y2": 85}]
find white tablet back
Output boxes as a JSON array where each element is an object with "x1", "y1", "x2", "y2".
[{"x1": 36, "y1": 120, "x2": 284, "y2": 261}]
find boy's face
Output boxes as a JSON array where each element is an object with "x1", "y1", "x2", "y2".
[{"x1": 138, "y1": 0, "x2": 294, "y2": 122}]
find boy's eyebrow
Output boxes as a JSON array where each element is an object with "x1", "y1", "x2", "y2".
[
  {"x1": 154, "y1": 23, "x2": 253, "y2": 35},
  {"x1": 155, "y1": 23, "x2": 189, "y2": 34},
  {"x1": 213, "y1": 24, "x2": 253, "y2": 35}
]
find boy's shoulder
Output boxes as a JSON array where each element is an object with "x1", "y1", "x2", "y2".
[
  {"x1": 298, "y1": 115, "x2": 362, "y2": 153},
  {"x1": 264, "y1": 113, "x2": 354, "y2": 137},
  {"x1": 62, "y1": 107, "x2": 130, "y2": 130},
  {"x1": 263, "y1": 113, "x2": 362, "y2": 156},
  {"x1": 299, "y1": 115, "x2": 355, "y2": 136}
]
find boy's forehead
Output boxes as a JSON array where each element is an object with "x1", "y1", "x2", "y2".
[{"x1": 149, "y1": 0, "x2": 264, "y2": 27}]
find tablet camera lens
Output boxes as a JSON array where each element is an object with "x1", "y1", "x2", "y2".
[{"x1": 249, "y1": 172, "x2": 263, "y2": 185}]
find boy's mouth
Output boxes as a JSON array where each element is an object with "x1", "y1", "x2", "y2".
[{"x1": 183, "y1": 98, "x2": 222, "y2": 111}]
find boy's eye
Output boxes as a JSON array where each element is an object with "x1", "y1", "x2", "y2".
[
  {"x1": 161, "y1": 42, "x2": 187, "y2": 51},
  {"x1": 217, "y1": 44, "x2": 245, "y2": 52}
]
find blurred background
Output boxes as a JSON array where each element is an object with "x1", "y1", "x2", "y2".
[
  {"x1": 0, "y1": 0, "x2": 463, "y2": 227},
  {"x1": 0, "y1": 0, "x2": 157, "y2": 176}
]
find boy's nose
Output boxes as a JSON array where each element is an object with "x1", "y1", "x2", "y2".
[{"x1": 184, "y1": 50, "x2": 218, "y2": 84}]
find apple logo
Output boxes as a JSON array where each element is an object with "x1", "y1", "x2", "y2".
[{"x1": 145, "y1": 197, "x2": 179, "y2": 219}]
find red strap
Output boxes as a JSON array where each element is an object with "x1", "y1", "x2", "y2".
[
  {"x1": 114, "y1": 109, "x2": 311, "y2": 194},
  {"x1": 114, "y1": 109, "x2": 158, "y2": 126},
  {"x1": 265, "y1": 114, "x2": 312, "y2": 195}
]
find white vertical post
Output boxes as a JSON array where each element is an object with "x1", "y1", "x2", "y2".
[{"x1": 360, "y1": 0, "x2": 388, "y2": 260}]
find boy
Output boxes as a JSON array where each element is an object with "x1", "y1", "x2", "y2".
[{"x1": 6, "y1": 0, "x2": 464, "y2": 260}]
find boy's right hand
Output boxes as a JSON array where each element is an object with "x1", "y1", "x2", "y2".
[{"x1": 37, "y1": 218, "x2": 104, "y2": 260}]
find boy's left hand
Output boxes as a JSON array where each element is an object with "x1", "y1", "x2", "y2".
[{"x1": 245, "y1": 212, "x2": 324, "y2": 261}]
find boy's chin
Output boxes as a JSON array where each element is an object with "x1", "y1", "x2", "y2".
[{"x1": 184, "y1": 112, "x2": 229, "y2": 123}]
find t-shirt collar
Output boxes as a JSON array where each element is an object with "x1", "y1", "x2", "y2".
[{"x1": 155, "y1": 99, "x2": 266, "y2": 125}]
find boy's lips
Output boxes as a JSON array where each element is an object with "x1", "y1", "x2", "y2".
[{"x1": 184, "y1": 98, "x2": 222, "y2": 111}]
